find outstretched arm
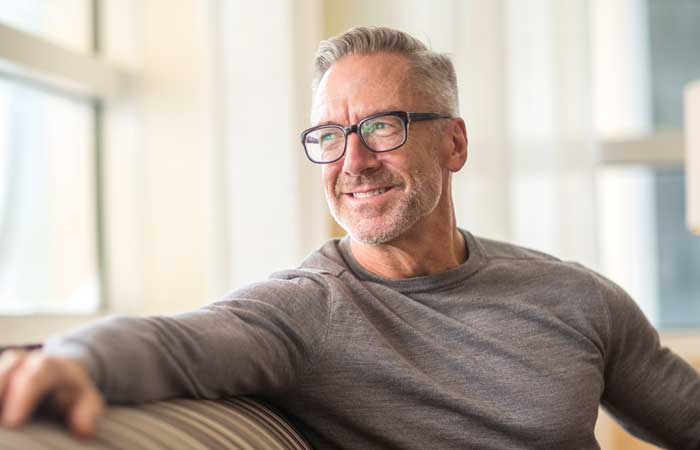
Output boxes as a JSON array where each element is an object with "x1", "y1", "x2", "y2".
[{"x1": 0, "y1": 273, "x2": 332, "y2": 436}]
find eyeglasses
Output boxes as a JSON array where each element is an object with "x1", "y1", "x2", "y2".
[{"x1": 300, "y1": 111, "x2": 452, "y2": 164}]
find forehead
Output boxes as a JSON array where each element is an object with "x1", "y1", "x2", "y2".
[{"x1": 312, "y1": 52, "x2": 422, "y2": 124}]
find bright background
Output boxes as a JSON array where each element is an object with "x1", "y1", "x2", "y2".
[{"x1": 0, "y1": 1, "x2": 698, "y2": 448}]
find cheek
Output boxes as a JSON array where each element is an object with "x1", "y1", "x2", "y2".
[
  {"x1": 321, "y1": 166, "x2": 339, "y2": 195},
  {"x1": 409, "y1": 154, "x2": 443, "y2": 190}
]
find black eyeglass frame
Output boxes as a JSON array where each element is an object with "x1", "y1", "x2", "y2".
[{"x1": 300, "y1": 110, "x2": 452, "y2": 164}]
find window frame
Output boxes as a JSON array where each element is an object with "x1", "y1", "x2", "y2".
[
  {"x1": 599, "y1": 131, "x2": 684, "y2": 167},
  {"x1": 0, "y1": 0, "x2": 128, "y2": 318}
]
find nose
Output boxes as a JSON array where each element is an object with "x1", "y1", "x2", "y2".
[{"x1": 341, "y1": 132, "x2": 381, "y2": 176}]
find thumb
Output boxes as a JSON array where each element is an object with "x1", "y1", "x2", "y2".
[{"x1": 67, "y1": 390, "x2": 103, "y2": 438}]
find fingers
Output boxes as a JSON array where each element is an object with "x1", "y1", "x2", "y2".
[
  {"x1": 0, "y1": 350, "x2": 27, "y2": 403},
  {"x1": 67, "y1": 389, "x2": 104, "y2": 437},
  {"x1": 0, "y1": 351, "x2": 104, "y2": 438},
  {"x1": 1, "y1": 352, "x2": 60, "y2": 427}
]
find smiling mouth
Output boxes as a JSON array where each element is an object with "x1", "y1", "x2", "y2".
[{"x1": 350, "y1": 187, "x2": 391, "y2": 199}]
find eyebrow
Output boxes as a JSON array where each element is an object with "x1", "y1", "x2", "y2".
[{"x1": 316, "y1": 107, "x2": 404, "y2": 127}]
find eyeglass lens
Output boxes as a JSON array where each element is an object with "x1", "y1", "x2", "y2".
[{"x1": 304, "y1": 113, "x2": 407, "y2": 163}]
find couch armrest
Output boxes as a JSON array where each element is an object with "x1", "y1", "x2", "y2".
[{"x1": 0, "y1": 397, "x2": 313, "y2": 450}]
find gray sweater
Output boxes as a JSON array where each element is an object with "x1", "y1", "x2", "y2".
[{"x1": 46, "y1": 231, "x2": 700, "y2": 449}]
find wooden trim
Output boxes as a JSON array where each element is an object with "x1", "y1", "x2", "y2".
[
  {"x1": 599, "y1": 131, "x2": 684, "y2": 166},
  {"x1": 0, "y1": 21, "x2": 126, "y2": 99}
]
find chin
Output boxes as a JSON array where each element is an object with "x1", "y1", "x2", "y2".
[
  {"x1": 345, "y1": 216, "x2": 417, "y2": 245},
  {"x1": 349, "y1": 230, "x2": 397, "y2": 245}
]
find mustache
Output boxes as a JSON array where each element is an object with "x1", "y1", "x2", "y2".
[{"x1": 335, "y1": 172, "x2": 403, "y2": 195}]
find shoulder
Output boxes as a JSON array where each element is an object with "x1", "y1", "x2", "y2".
[
  {"x1": 470, "y1": 233, "x2": 624, "y2": 329},
  {"x1": 472, "y1": 234, "x2": 592, "y2": 289},
  {"x1": 218, "y1": 238, "x2": 350, "y2": 307},
  {"x1": 473, "y1": 234, "x2": 602, "y2": 284}
]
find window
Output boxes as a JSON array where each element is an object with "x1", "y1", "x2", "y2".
[
  {"x1": 0, "y1": 78, "x2": 98, "y2": 314},
  {"x1": 0, "y1": 1, "x2": 121, "y2": 315},
  {"x1": 595, "y1": 0, "x2": 700, "y2": 330}
]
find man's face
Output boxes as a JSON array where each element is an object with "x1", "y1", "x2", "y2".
[{"x1": 313, "y1": 53, "x2": 449, "y2": 244}]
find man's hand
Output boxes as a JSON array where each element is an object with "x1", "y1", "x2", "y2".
[{"x1": 0, "y1": 349, "x2": 104, "y2": 437}]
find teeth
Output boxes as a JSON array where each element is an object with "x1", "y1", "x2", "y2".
[{"x1": 352, "y1": 187, "x2": 388, "y2": 198}]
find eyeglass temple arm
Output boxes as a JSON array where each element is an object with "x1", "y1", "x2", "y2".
[{"x1": 407, "y1": 112, "x2": 453, "y2": 122}]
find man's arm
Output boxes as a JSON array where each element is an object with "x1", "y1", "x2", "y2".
[
  {"x1": 0, "y1": 273, "x2": 332, "y2": 435},
  {"x1": 597, "y1": 275, "x2": 700, "y2": 449}
]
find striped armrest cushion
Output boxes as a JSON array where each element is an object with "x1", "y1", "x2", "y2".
[{"x1": 0, "y1": 397, "x2": 313, "y2": 450}]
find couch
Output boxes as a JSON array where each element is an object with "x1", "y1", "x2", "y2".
[
  {"x1": 0, "y1": 345, "x2": 311, "y2": 450},
  {"x1": 0, "y1": 396, "x2": 312, "y2": 450}
]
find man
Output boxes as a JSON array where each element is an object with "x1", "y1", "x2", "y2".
[{"x1": 1, "y1": 26, "x2": 699, "y2": 449}]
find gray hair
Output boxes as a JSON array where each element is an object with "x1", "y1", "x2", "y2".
[{"x1": 312, "y1": 26, "x2": 460, "y2": 116}]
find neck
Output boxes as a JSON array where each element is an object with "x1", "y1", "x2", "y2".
[{"x1": 349, "y1": 223, "x2": 467, "y2": 279}]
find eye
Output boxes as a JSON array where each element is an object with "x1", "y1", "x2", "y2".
[
  {"x1": 362, "y1": 118, "x2": 400, "y2": 136},
  {"x1": 361, "y1": 121, "x2": 381, "y2": 134},
  {"x1": 320, "y1": 132, "x2": 338, "y2": 143}
]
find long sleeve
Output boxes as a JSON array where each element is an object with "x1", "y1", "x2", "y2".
[
  {"x1": 598, "y1": 275, "x2": 700, "y2": 449},
  {"x1": 43, "y1": 273, "x2": 332, "y2": 404}
]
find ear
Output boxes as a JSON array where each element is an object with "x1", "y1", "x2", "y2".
[{"x1": 444, "y1": 118, "x2": 468, "y2": 172}]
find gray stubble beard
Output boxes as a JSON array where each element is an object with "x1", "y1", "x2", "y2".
[{"x1": 327, "y1": 166, "x2": 442, "y2": 245}]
